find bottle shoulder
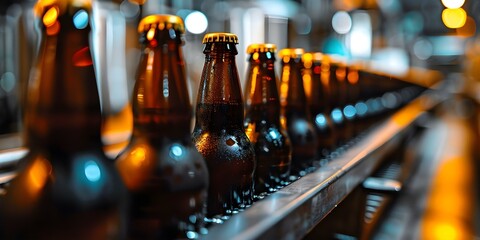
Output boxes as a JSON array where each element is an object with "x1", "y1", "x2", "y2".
[{"x1": 116, "y1": 137, "x2": 208, "y2": 192}]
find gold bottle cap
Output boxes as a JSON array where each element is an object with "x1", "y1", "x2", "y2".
[
  {"x1": 278, "y1": 48, "x2": 305, "y2": 59},
  {"x1": 138, "y1": 14, "x2": 185, "y2": 33},
  {"x1": 202, "y1": 33, "x2": 239, "y2": 44},
  {"x1": 246, "y1": 43, "x2": 277, "y2": 54}
]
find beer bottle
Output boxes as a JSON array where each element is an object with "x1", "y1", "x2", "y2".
[
  {"x1": 279, "y1": 48, "x2": 318, "y2": 177},
  {"x1": 244, "y1": 44, "x2": 292, "y2": 198},
  {"x1": 330, "y1": 61, "x2": 352, "y2": 145},
  {"x1": 0, "y1": 0, "x2": 127, "y2": 238},
  {"x1": 115, "y1": 15, "x2": 209, "y2": 239},
  {"x1": 307, "y1": 53, "x2": 337, "y2": 157},
  {"x1": 192, "y1": 33, "x2": 256, "y2": 219}
]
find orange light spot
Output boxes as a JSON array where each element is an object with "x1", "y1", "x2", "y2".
[
  {"x1": 347, "y1": 69, "x2": 359, "y2": 84},
  {"x1": 456, "y1": 16, "x2": 476, "y2": 37},
  {"x1": 46, "y1": 21, "x2": 60, "y2": 36},
  {"x1": 72, "y1": 47, "x2": 93, "y2": 67},
  {"x1": 27, "y1": 157, "x2": 50, "y2": 194}
]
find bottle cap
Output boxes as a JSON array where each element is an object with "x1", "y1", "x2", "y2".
[
  {"x1": 202, "y1": 33, "x2": 239, "y2": 44},
  {"x1": 246, "y1": 43, "x2": 277, "y2": 54},
  {"x1": 138, "y1": 14, "x2": 185, "y2": 33},
  {"x1": 34, "y1": 0, "x2": 92, "y2": 17},
  {"x1": 278, "y1": 48, "x2": 304, "y2": 59}
]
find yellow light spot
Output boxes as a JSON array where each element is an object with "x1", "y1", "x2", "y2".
[
  {"x1": 280, "y1": 65, "x2": 290, "y2": 107},
  {"x1": 147, "y1": 27, "x2": 156, "y2": 41},
  {"x1": 302, "y1": 53, "x2": 312, "y2": 69},
  {"x1": 43, "y1": 6, "x2": 58, "y2": 28},
  {"x1": 442, "y1": 8, "x2": 467, "y2": 29},
  {"x1": 249, "y1": 66, "x2": 259, "y2": 101},
  {"x1": 252, "y1": 52, "x2": 259, "y2": 61},
  {"x1": 441, "y1": 0, "x2": 465, "y2": 9}
]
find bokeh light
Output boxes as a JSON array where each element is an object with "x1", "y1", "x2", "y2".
[
  {"x1": 332, "y1": 11, "x2": 352, "y2": 34},
  {"x1": 442, "y1": 8, "x2": 467, "y2": 29},
  {"x1": 441, "y1": 0, "x2": 465, "y2": 9},
  {"x1": 185, "y1": 11, "x2": 208, "y2": 34}
]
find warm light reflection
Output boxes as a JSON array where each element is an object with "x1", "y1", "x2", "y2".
[
  {"x1": 43, "y1": 6, "x2": 58, "y2": 27},
  {"x1": 302, "y1": 53, "x2": 313, "y2": 69},
  {"x1": 249, "y1": 67, "x2": 259, "y2": 101},
  {"x1": 116, "y1": 144, "x2": 153, "y2": 190},
  {"x1": 422, "y1": 156, "x2": 475, "y2": 239},
  {"x1": 72, "y1": 47, "x2": 93, "y2": 67},
  {"x1": 252, "y1": 52, "x2": 259, "y2": 61},
  {"x1": 442, "y1": 8, "x2": 467, "y2": 29},
  {"x1": 303, "y1": 73, "x2": 312, "y2": 100},
  {"x1": 347, "y1": 68, "x2": 358, "y2": 84},
  {"x1": 280, "y1": 65, "x2": 290, "y2": 107},
  {"x1": 28, "y1": 157, "x2": 50, "y2": 194},
  {"x1": 46, "y1": 21, "x2": 60, "y2": 36},
  {"x1": 147, "y1": 27, "x2": 156, "y2": 41},
  {"x1": 441, "y1": 0, "x2": 465, "y2": 9},
  {"x1": 456, "y1": 16, "x2": 476, "y2": 37}
]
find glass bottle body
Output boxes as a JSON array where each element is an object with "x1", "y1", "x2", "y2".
[
  {"x1": 244, "y1": 51, "x2": 291, "y2": 196},
  {"x1": 0, "y1": 2, "x2": 126, "y2": 238},
  {"x1": 115, "y1": 17, "x2": 208, "y2": 239},
  {"x1": 193, "y1": 41, "x2": 255, "y2": 219},
  {"x1": 280, "y1": 56, "x2": 318, "y2": 177}
]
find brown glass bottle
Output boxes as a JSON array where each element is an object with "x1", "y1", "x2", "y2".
[
  {"x1": 0, "y1": 0, "x2": 126, "y2": 238},
  {"x1": 115, "y1": 15, "x2": 209, "y2": 239},
  {"x1": 244, "y1": 44, "x2": 292, "y2": 197},
  {"x1": 279, "y1": 48, "x2": 318, "y2": 177},
  {"x1": 307, "y1": 53, "x2": 337, "y2": 157},
  {"x1": 192, "y1": 33, "x2": 255, "y2": 219}
]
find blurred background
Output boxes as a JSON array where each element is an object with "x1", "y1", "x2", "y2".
[
  {"x1": 1, "y1": 0, "x2": 480, "y2": 238},
  {"x1": 1, "y1": 0, "x2": 480, "y2": 142}
]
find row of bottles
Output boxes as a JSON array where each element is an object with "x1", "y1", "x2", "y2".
[{"x1": 0, "y1": 0, "x2": 423, "y2": 238}]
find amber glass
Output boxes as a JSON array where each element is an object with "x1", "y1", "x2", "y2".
[
  {"x1": 0, "y1": 1, "x2": 126, "y2": 238},
  {"x1": 307, "y1": 53, "x2": 337, "y2": 156},
  {"x1": 279, "y1": 48, "x2": 318, "y2": 177},
  {"x1": 115, "y1": 15, "x2": 208, "y2": 239},
  {"x1": 192, "y1": 33, "x2": 255, "y2": 219},
  {"x1": 244, "y1": 44, "x2": 292, "y2": 197}
]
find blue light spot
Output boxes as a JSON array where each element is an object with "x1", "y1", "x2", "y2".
[
  {"x1": 315, "y1": 113, "x2": 327, "y2": 128},
  {"x1": 269, "y1": 129, "x2": 278, "y2": 139},
  {"x1": 186, "y1": 231, "x2": 197, "y2": 239},
  {"x1": 266, "y1": 52, "x2": 272, "y2": 59},
  {"x1": 343, "y1": 105, "x2": 356, "y2": 119},
  {"x1": 73, "y1": 10, "x2": 89, "y2": 29},
  {"x1": 84, "y1": 160, "x2": 101, "y2": 182},
  {"x1": 355, "y1": 102, "x2": 368, "y2": 117},
  {"x1": 170, "y1": 144, "x2": 184, "y2": 160},
  {"x1": 169, "y1": 28, "x2": 177, "y2": 39},
  {"x1": 331, "y1": 108, "x2": 344, "y2": 123}
]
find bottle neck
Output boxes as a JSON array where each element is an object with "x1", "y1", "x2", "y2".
[
  {"x1": 194, "y1": 42, "x2": 244, "y2": 130},
  {"x1": 133, "y1": 38, "x2": 192, "y2": 139},
  {"x1": 25, "y1": 9, "x2": 103, "y2": 153},
  {"x1": 282, "y1": 59, "x2": 308, "y2": 110},
  {"x1": 244, "y1": 56, "x2": 281, "y2": 125}
]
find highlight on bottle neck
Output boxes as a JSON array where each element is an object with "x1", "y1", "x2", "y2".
[
  {"x1": 247, "y1": 43, "x2": 277, "y2": 62},
  {"x1": 34, "y1": 0, "x2": 92, "y2": 35},
  {"x1": 279, "y1": 48, "x2": 304, "y2": 64},
  {"x1": 138, "y1": 14, "x2": 185, "y2": 45}
]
